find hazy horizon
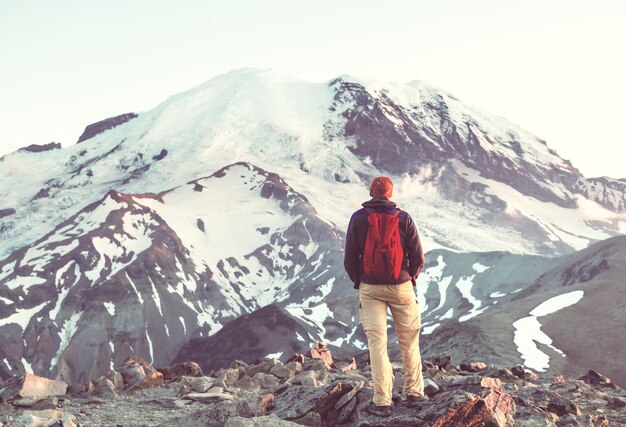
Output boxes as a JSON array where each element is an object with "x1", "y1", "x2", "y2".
[{"x1": 1, "y1": 0, "x2": 625, "y2": 178}]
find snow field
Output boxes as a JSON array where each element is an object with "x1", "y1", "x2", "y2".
[{"x1": 512, "y1": 290, "x2": 584, "y2": 371}]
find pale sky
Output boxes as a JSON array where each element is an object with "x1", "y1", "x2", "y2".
[{"x1": 1, "y1": 0, "x2": 625, "y2": 178}]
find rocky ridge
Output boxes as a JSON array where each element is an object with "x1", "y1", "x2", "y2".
[{"x1": 0, "y1": 342, "x2": 624, "y2": 427}]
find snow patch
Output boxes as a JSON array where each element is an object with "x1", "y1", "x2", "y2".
[
  {"x1": 513, "y1": 290, "x2": 584, "y2": 372},
  {"x1": 104, "y1": 302, "x2": 116, "y2": 316},
  {"x1": 51, "y1": 311, "x2": 82, "y2": 369},
  {"x1": 0, "y1": 302, "x2": 46, "y2": 329},
  {"x1": 266, "y1": 351, "x2": 283, "y2": 360}
]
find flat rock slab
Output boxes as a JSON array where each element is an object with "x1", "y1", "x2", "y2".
[
  {"x1": 0, "y1": 373, "x2": 67, "y2": 401},
  {"x1": 225, "y1": 414, "x2": 301, "y2": 426},
  {"x1": 183, "y1": 392, "x2": 235, "y2": 403}
]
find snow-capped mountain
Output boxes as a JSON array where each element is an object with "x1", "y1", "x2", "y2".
[
  {"x1": 1, "y1": 68, "x2": 625, "y2": 384},
  {"x1": 1, "y1": 69, "x2": 624, "y2": 261}
]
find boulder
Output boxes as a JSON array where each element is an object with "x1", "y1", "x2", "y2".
[
  {"x1": 30, "y1": 397, "x2": 59, "y2": 410},
  {"x1": 173, "y1": 394, "x2": 273, "y2": 427},
  {"x1": 178, "y1": 376, "x2": 215, "y2": 393},
  {"x1": 235, "y1": 376, "x2": 261, "y2": 392},
  {"x1": 158, "y1": 362, "x2": 203, "y2": 380},
  {"x1": 270, "y1": 364, "x2": 295, "y2": 379},
  {"x1": 0, "y1": 402, "x2": 13, "y2": 416},
  {"x1": 417, "y1": 387, "x2": 515, "y2": 427},
  {"x1": 309, "y1": 341, "x2": 334, "y2": 371},
  {"x1": 118, "y1": 356, "x2": 164, "y2": 391},
  {"x1": 579, "y1": 371, "x2": 617, "y2": 389},
  {"x1": 334, "y1": 381, "x2": 364, "y2": 409},
  {"x1": 608, "y1": 396, "x2": 626, "y2": 409},
  {"x1": 425, "y1": 355, "x2": 452, "y2": 370},
  {"x1": 104, "y1": 370, "x2": 124, "y2": 390},
  {"x1": 459, "y1": 361, "x2": 488, "y2": 372},
  {"x1": 246, "y1": 360, "x2": 281, "y2": 378},
  {"x1": 91, "y1": 378, "x2": 118, "y2": 399},
  {"x1": 511, "y1": 365, "x2": 526, "y2": 380},
  {"x1": 272, "y1": 382, "x2": 349, "y2": 421},
  {"x1": 424, "y1": 378, "x2": 440, "y2": 396},
  {"x1": 514, "y1": 387, "x2": 581, "y2": 417},
  {"x1": 215, "y1": 368, "x2": 243, "y2": 386},
  {"x1": 292, "y1": 411, "x2": 322, "y2": 427},
  {"x1": 254, "y1": 373, "x2": 280, "y2": 390},
  {"x1": 556, "y1": 414, "x2": 609, "y2": 427},
  {"x1": 0, "y1": 374, "x2": 67, "y2": 402}
]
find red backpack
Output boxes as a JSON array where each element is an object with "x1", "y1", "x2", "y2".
[{"x1": 363, "y1": 209, "x2": 404, "y2": 281}]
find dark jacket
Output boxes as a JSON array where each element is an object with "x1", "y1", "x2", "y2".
[{"x1": 344, "y1": 198, "x2": 424, "y2": 289}]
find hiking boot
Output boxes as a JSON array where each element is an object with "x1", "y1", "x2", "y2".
[
  {"x1": 406, "y1": 394, "x2": 429, "y2": 407},
  {"x1": 367, "y1": 402, "x2": 392, "y2": 417}
]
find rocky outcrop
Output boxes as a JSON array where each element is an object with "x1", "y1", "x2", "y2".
[
  {"x1": 18, "y1": 142, "x2": 61, "y2": 153},
  {"x1": 76, "y1": 112, "x2": 138, "y2": 143},
  {"x1": 1, "y1": 353, "x2": 624, "y2": 426},
  {"x1": 173, "y1": 305, "x2": 314, "y2": 373}
]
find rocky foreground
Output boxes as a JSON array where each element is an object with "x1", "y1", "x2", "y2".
[{"x1": 0, "y1": 342, "x2": 625, "y2": 427}]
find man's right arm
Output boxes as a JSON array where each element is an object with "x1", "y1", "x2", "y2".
[
  {"x1": 344, "y1": 214, "x2": 361, "y2": 289},
  {"x1": 405, "y1": 214, "x2": 425, "y2": 280}
]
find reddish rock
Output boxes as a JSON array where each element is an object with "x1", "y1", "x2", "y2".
[
  {"x1": 310, "y1": 341, "x2": 334, "y2": 370},
  {"x1": 259, "y1": 393, "x2": 275, "y2": 411},
  {"x1": 117, "y1": 356, "x2": 163, "y2": 391},
  {"x1": 553, "y1": 375, "x2": 565, "y2": 383},
  {"x1": 0, "y1": 373, "x2": 67, "y2": 401},
  {"x1": 432, "y1": 388, "x2": 516, "y2": 427}
]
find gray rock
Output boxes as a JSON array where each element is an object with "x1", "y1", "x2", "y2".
[
  {"x1": 284, "y1": 362, "x2": 302, "y2": 375},
  {"x1": 104, "y1": 370, "x2": 124, "y2": 390},
  {"x1": 178, "y1": 376, "x2": 215, "y2": 393},
  {"x1": 424, "y1": 378, "x2": 440, "y2": 396},
  {"x1": 334, "y1": 381, "x2": 364, "y2": 409},
  {"x1": 224, "y1": 414, "x2": 300, "y2": 427},
  {"x1": 337, "y1": 396, "x2": 357, "y2": 424},
  {"x1": 235, "y1": 376, "x2": 261, "y2": 392},
  {"x1": 556, "y1": 414, "x2": 609, "y2": 427},
  {"x1": 215, "y1": 368, "x2": 242, "y2": 386},
  {"x1": 253, "y1": 373, "x2": 280, "y2": 390},
  {"x1": 292, "y1": 411, "x2": 322, "y2": 427},
  {"x1": 10, "y1": 398, "x2": 38, "y2": 408},
  {"x1": 173, "y1": 395, "x2": 272, "y2": 427},
  {"x1": 91, "y1": 378, "x2": 117, "y2": 399},
  {"x1": 246, "y1": 360, "x2": 282, "y2": 378},
  {"x1": 514, "y1": 387, "x2": 581, "y2": 417},
  {"x1": 30, "y1": 397, "x2": 59, "y2": 410},
  {"x1": 269, "y1": 364, "x2": 295, "y2": 380},
  {"x1": 301, "y1": 359, "x2": 326, "y2": 373},
  {"x1": 0, "y1": 402, "x2": 12, "y2": 416}
]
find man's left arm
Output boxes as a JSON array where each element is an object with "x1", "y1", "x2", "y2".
[{"x1": 344, "y1": 214, "x2": 361, "y2": 289}]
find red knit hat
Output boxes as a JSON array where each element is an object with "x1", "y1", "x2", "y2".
[{"x1": 370, "y1": 176, "x2": 393, "y2": 198}]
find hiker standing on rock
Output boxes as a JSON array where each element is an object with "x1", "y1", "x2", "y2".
[{"x1": 344, "y1": 176, "x2": 427, "y2": 417}]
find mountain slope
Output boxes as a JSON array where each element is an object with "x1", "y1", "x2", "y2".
[
  {"x1": 418, "y1": 236, "x2": 626, "y2": 387},
  {"x1": 0, "y1": 162, "x2": 346, "y2": 384}
]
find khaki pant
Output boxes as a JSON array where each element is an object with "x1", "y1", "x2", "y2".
[{"x1": 359, "y1": 281, "x2": 425, "y2": 406}]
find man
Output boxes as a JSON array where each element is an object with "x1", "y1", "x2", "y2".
[{"x1": 344, "y1": 176, "x2": 427, "y2": 417}]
